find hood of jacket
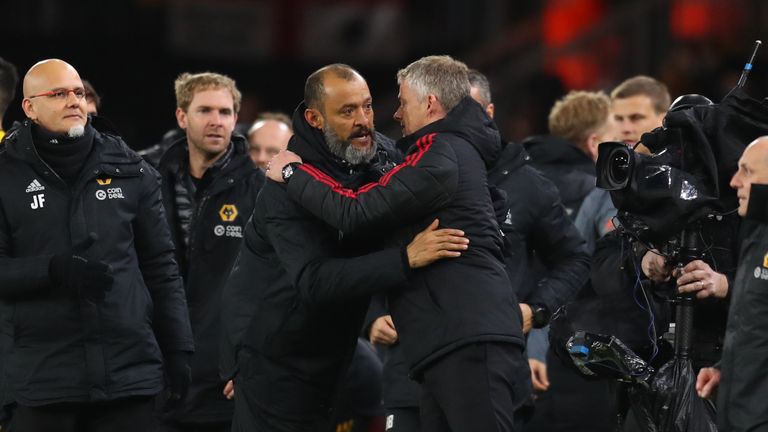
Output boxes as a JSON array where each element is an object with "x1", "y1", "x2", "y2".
[
  {"x1": 397, "y1": 96, "x2": 502, "y2": 169},
  {"x1": 487, "y1": 141, "x2": 530, "y2": 182},
  {"x1": 522, "y1": 134, "x2": 594, "y2": 172},
  {"x1": 288, "y1": 102, "x2": 399, "y2": 185}
]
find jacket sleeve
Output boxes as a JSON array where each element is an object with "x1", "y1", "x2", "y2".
[
  {"x1": 286, "y1": 133, "x2": 459, "y2": 234},
  {"x1": 0, "y1": 203, "x2": 53, "y2": 297},
  {"x1": 263, "y1": 184, "x2": 410, "y2": 304},
  {"x1": 133, "y1": 163, "x2": 194, "y2": 354},
  {"x1": 522, "y1": 175, "x2": 590, "y2": 313}
]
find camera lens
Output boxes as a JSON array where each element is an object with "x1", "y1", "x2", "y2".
[{"x1": 609, "y1": 151, "x2": 630, "y2": 185}]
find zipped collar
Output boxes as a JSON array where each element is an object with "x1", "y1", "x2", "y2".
[{"x1": 4, "y1": 120, "x2": 143, "y2": 188}]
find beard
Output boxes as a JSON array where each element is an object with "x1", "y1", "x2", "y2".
[
  {"x1": 323, "y1": 125, "x2": 378, "y2": 165},
  {"x1": 67, "y1": 125, "x2": 85, "y2": 138}
]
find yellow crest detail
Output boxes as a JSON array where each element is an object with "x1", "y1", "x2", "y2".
[
  {"x1": 96, "y1": 178, "x2": 112, "y2": 186},
  {"x1": 219, "y1": 204, "x2": 238, "y2": 222}
]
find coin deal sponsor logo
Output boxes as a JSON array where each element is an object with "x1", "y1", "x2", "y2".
[
  {"x1": 754, "y1": 266, "x2": 768, "y2": 280},
  {"x1": 219, "y1": 204, "x2": 238, "y2": 222},
  {"x1": 96, "y1": 187, "x2": 125, "y2": 200},
  {"x1": 214, "y1": 224, "x2": 243, "y2": 238}
]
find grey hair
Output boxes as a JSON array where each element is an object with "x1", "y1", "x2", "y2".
[
  {"x1": 396, "y1": 55, "x2": 470, "y2": 112},
  {"x1": 467, "y1": 69, "x2": 492, "y2": 108}
]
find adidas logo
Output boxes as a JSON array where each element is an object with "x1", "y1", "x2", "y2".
[{"x1": 25, "y1": 179, "x2": 45, "y2": 193}]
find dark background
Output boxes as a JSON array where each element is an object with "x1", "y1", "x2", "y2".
[{"x1": 3, "y1": 0, "x2": 767, "y2": 149}]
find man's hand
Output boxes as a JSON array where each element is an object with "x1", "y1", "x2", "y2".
[
  {"x1": 696, "y1": 367, "x2": 721, "y2": 399},
  {"x1": 266, "y1": 150, "x2": 303, "y2": 182},
  {"x1": 406, "y1": 219, "x2": 468, "y2": 269},
  {"x1": 369, "y1": 315, "x2": 398, "y2": 345},
  {"x1": 676, "y1": 260, "x2": 729, "y2": 299},
  {"x1": 223, "y1": 380, "x2": 234, "y2": 400},
  {"x1": 519, "y1": 303, "x2": 533, "y2": 334},
  {"x1": 529, "y1": 359, "x2": 550, "y2": 392},
  {"x1": 641, "y1": 250, "x2": 672, "y2": 282}
]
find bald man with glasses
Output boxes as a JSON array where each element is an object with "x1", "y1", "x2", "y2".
[{"x1": 0, "y1": 58, "x2": 193, "y2": 432}]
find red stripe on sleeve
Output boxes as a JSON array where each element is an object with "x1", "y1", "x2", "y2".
[{"x1": 299, "y1": 133, "x2": 436, "y2": 199}]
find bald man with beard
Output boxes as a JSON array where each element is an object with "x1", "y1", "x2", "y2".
[{"x1": 0, "y1": 59, "x2": 193, "y2": 431}]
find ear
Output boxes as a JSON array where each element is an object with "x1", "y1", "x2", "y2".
[
  {"x1": 304, "y1": 108, "x2": 324, "y2": 129},
  {"x1": 485, "y1": 103, "x2": 495, "y2": 120},
  {"x1": 175, "y1": 107, "x2": 187, "y2": 129},
  {"x1": 22, "y1": 99, "x2": 36, "y2": 121},
  {"x1": 426, "y1": 94, "x2": 445, "y2": 119},
  {"x1": 585, "y1": 133, "x2": 600, "y2": 161}
]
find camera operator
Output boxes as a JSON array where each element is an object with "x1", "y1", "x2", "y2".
[
  {"x1": 696, "y1": 136, "x2": 768, "y2": 431},
  {"x1": 638, "y1": 193, "x2": 739, "y2": 373}
]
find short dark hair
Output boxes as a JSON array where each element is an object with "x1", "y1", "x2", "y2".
[
  {"x1": 468, "y1": 69, "x2": 492, "y2": 108},
  {"x1": 0, "y1": 57, "x2": 19, "y2": 118},
  {"x1": 611, "y1": 75, "x2": 671, "y2": 114},
  {"x1": 304, "y1": 64, "x2": 363, "y2": 111},
  {"x1": 82, "y1": 79, "x2": 101, "y2": 110}
]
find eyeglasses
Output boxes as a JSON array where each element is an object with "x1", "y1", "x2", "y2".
[{"x1": 28, "y1": 88, "x2": 86, "y2": 101}]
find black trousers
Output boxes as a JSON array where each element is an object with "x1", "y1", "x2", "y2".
[
  {"x1": 11, "y1": 396, "x2": 155, "y2": 432},
  {"x1": 522, "y1": 348, "x2": 617, "y2": 432},
  {"x1": 420, "y1": 342, "x2": 532, "y2": 432},
  {"x1": 230, "y1": 380, "x2": 332, "y2": 432},
  {"x1": 155, "y1": 420, "x2": 231, "y2": 432},
  {"x1": 384, "y1": 407, "x2": 420, "y2": 432}
]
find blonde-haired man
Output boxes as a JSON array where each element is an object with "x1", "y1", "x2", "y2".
[
  {"x1": 156, "y1": 71, "x2": 263, "y2": 432},
  {"x1": 524, "y1": 90, "x2": 616, "y2": 219}
]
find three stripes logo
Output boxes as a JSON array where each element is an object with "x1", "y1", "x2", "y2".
[{"x1": 25, "y1": 179, "x2": 45, "y2": 193}]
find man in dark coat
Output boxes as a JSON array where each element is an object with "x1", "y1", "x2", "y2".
[
  {"x1": 269, "y1": 55, "x2": 531, "y2": 432},
  {"x1": 156, "y1": 72, "x2": 264, "y2": 432},
  {"x1": 222, "y1": 63, "x2": 467, "y2": 432},
  {"x1": 696, "y1": 136, "x2": 768, "y2": 431},
  {"x1": 523, "y1": 90, "x2": 615, "y2": 219},
  {"x1": 0, "y1": 59, "x2": 193, "y2": 431}
]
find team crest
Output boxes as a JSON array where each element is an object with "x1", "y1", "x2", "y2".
[
  {"x1": 96, "y1": 177, "x2": 112, "y2": 186},
  {"x1": 219, "y1": 204, "x2": 238, "y2": 222}
]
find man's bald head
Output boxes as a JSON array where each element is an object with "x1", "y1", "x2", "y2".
[
  {"x1": 22, "y1": 59, "x2": 87, "y2": 136},
  {"x1": 23, "y1": 59, "x2": 81, "y2": 97},
  {"x1": 730, "y1": 136, "x2": 768, "y2": 217}
]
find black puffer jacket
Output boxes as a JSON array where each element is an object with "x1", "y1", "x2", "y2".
[
  {"x1": 285, "y1": 97, "x2": 524, "y2": 375},
  {"x1": 221, "y1": 104, "x2": 406, "y2": 420},
  {"x1": 158, "y1": 136, "x2": 263, "y2": 423},
  {"x1": 0, "y1": 121, "x2": 193, "y2": 406},
  {"x1": 523, "y1": 135, "x2": 596, "y2": 219},
  {"x1": 488, "y1": 141, "x2": 589, "y2": 313}
]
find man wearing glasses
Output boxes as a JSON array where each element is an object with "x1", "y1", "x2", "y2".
[{"x1": 0, "y1": 58, "x2": 193, "y2": 431}]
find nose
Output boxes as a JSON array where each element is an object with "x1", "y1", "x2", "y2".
[
  {"x1": 65, "y1": 90, "x2": 83, "y2": 107},
  {"x1": 353, "y1": 107, "x2": 370, "y2": 126},
  {"x1": 393, "y1": 107, "x2": 402, "y2": 122},
  {"x1": 730, "y1": 172, "x2": 741, "y2": 189}
]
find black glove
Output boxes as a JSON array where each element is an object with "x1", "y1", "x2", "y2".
[
  {"x1": 49, "y1": 254, "x2": 114, "y2": 302},
  {"x1": 165, "y1": 351, "x2": 192, "y2": 409}
]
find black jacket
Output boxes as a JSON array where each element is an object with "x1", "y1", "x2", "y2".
[
  {"x1": 221, "y1": 104, "x2": 407, "y2": 420},
  {"x1": 158, "y1": 136, "x2": 263, "y2": 423},
  {"x1": 285, "y1": 97, "x2": 525, "y2": 375},
  {"x1": 488, "y1": 141, "x2": 589, "y2": 313},
  {"x1": 523, "y1": 135, "x2": 596, "y2": 219},
  {"x1": 0, "y1": 121, "x2": 193, "y2": 406},
  {"x1": 717, "y1": 220, "x2": 768, "y2": 431}
]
